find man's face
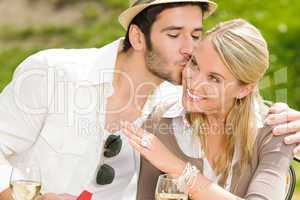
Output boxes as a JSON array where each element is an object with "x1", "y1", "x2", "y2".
[{"x1": 145, "y1": 5, "x2": 204, "y2": 85}]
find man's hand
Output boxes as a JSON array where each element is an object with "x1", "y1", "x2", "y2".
[
  {"x1": 0, "y1": 188, "x2": 14, "y2": 200},
  {"x1": 265, "y1": 103, "x2": 300, "y2": 154},
  {"x1": 38, "y1": 193, "x2": 77, "y2": 200}
]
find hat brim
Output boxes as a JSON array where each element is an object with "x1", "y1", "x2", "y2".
[{"x1": 119, "y1": 0, "x2": 217, "y2": 30}]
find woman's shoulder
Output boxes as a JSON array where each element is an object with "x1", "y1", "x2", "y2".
[
  {"x1": 256, "y1": 125, "x2": 274, "y2": 144},
  {"x1": 255, "y1": 101, "x2": 294, "y2": 152},
  {"x1": 255, "y1": 101, "x2": 273, "y2": 145},
  {"x1": 256, "y1": 124, "x2": 295, "y2": 158}
]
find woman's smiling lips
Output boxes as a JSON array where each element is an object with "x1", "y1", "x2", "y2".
[{"x1": 186, "y1": 88, "x2": 205, "y2": 102}]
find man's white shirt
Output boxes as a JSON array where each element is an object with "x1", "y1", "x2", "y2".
[{"x1": 0, "y1": 38, "x2": 181, "y2": 199}]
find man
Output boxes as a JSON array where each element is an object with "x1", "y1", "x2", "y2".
[{"x1": 0, "y1": 0, "x2": 299, "y2": 200}]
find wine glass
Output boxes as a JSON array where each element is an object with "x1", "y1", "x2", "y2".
[
  {"x1": 155, "y1": 174, "x2": 188, "y2": 200},
  {"x1": 9, "y1": 163, "x2": 42, "y2": 200}
]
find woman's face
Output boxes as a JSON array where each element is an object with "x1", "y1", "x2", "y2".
[{"x1": 182, "y1": 39, "x2": 250, "y2": 115}]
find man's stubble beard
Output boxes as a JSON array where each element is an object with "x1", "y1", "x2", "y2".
[{"x1": 145, "y1": 49, "x2": 182, "y2": 85}]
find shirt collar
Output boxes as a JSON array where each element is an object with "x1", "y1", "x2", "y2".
[
  {"x1": 162, "y1": 101, "x2": 192, "y2": 128},
  {"x1": 162, "y1": 100, "x2": 185, "y2": 119},
  {"x1": 85, "y1": 38, "x2": 124, "y2": 85}
]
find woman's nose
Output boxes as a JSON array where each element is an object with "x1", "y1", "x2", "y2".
[
  {"x1": 186, "y1": 72, "x2": 208, "y2": 92},
  {"x1": 185, "y1": 69, "x2": 201, "y2": 89}
]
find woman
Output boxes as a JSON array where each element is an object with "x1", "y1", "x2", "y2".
[{"x1": 121, "y1": 19, "x2": 295, "y2": 200}]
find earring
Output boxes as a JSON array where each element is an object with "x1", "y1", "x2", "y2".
[{"x1": 235, "y1": 97, "x2": 242, "y2": 106}]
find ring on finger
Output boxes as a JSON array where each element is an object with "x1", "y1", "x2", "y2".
[{"x1": 140, "y1": 131, "x2": 152, "y2": 149}]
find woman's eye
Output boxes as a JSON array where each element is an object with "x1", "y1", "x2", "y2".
[{"x1": 209, "y1": 75, "x2": 220, "y2": 83}]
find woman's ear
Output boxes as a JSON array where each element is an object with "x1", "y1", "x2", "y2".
[
  {"x1": 128, "y1": 24, "x2": 147, "y2": 51},
  {"x1": 237, "y1": 83, "x2": 256, "y2": 99}
]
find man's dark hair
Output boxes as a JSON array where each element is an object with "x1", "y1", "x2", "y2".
[{"x1": 123, "y1": 2, "x2": 209, "y2": 52}]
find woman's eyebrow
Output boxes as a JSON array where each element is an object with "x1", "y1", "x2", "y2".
[{"x1": 210, "y1": 72, "x2": 225, "y2": 79}]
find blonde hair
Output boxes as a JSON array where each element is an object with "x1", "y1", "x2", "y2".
[{"x1": 188, "y1": 19, "x2": 269, "y2": 188}]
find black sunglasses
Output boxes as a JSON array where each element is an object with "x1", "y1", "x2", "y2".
[{"x1": 96, "y1": 135, "x2": 122, "y2": 185}]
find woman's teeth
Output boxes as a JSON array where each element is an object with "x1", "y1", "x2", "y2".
[{"x1": 187, "y1": 89, "x2": 204, "y2": 101}]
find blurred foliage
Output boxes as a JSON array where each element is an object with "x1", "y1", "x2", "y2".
[
  {"x1": 292, "y1": 159, "x2": 300, "y2": 199},
  {"x1": 0, "y1": 0, "x2": 299, "y2": 198}
]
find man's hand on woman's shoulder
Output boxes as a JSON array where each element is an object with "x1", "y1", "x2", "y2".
[{"x1": 265, "y1": 102, "x2": 300, "y2": 154}]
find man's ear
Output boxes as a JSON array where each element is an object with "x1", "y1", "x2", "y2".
[
  {"x1": 237, "y1": 83, "x2": 257, "y2": 99},
  {"x1": 128, "y1": 24, "x2": 147, "y2": 51}
]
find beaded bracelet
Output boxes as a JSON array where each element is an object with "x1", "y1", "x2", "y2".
[{"x1": 176, "y1": 162, "x2": 200, "y2": 193}]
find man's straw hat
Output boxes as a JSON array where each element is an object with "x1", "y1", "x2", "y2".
[{"x1": 119, "y1": 0, "x2": 217, "y2": 29}]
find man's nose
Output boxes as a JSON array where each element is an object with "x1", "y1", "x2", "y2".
[
  {"x1": 180, "y1": 39, "x2": 195, "y2": 60},
  {"x1": 180, "y1": 48, "x2": 192, "y2": 60}
]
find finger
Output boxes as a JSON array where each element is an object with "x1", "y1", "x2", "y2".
[
  {"x1": 59, "y1": 194, "x2": 77, "y2": 200},
  {"x1": 35, "y1": 194, "x2": 44, "y2": 200},
  {"x1": 39, "y1": 193, "x2": 61, "y2": 200},
  {"x1": 123, "y1": 127, "x2": 141, "y2": 144},
  {"x1": 127, "y1": 136, "x2": 148, "y2": 156},
  {"x1": 127, "y1": 122, "x2": 144, "y2": 137},
  {"x1": 273, "y1": 120, "x2": 300, "y2": 135},
  {"x1": 294, "y1": 145, "x2": 300, "y2": 155},
  {"x1": 120, "y1": 121, "x2": 132, "y2": 131},
  {"x1": 283, "y1": 132, "x2": 300, "y2": 145},
  {"x1": 121, "y1": 121, "x2": 142, "y2": 137},
  {"x1": 265, "y1": 110, "x2": 300, "y2": 125},
  {"x1": 126, "y1": 121, "x2": 146, "y2": 137},
  {"x1": 120, "y1": 121, "x2": 135, "y2": 136},
  {"x1": 36, "y1": 196, "x2": 43, "y2": 200},
  {"x1": 269, "y1": 102, "x2": 289, "y2": 113},
  {"x1": 135, "y1": 127, "x2": 147, "y2": 138}
]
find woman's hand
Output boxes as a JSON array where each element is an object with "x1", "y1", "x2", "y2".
[{"x1": 121, "y1": 121, "x2": 186, "y2": 177}]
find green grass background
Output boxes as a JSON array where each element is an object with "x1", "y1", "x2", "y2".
[{"x1": 0, "y1": 0, "x2": 299, "y2": 198}]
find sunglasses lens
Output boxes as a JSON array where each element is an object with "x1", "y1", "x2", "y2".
[
  {"x1": 104, "y1": 135, "x2": 122, "y2": 158},
  {"x1": 97, "y1": 135, "x2": 121, "y2": 185},
  {"x1": 96, "y1": 164, "x2": 115, "y2": 185}
]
